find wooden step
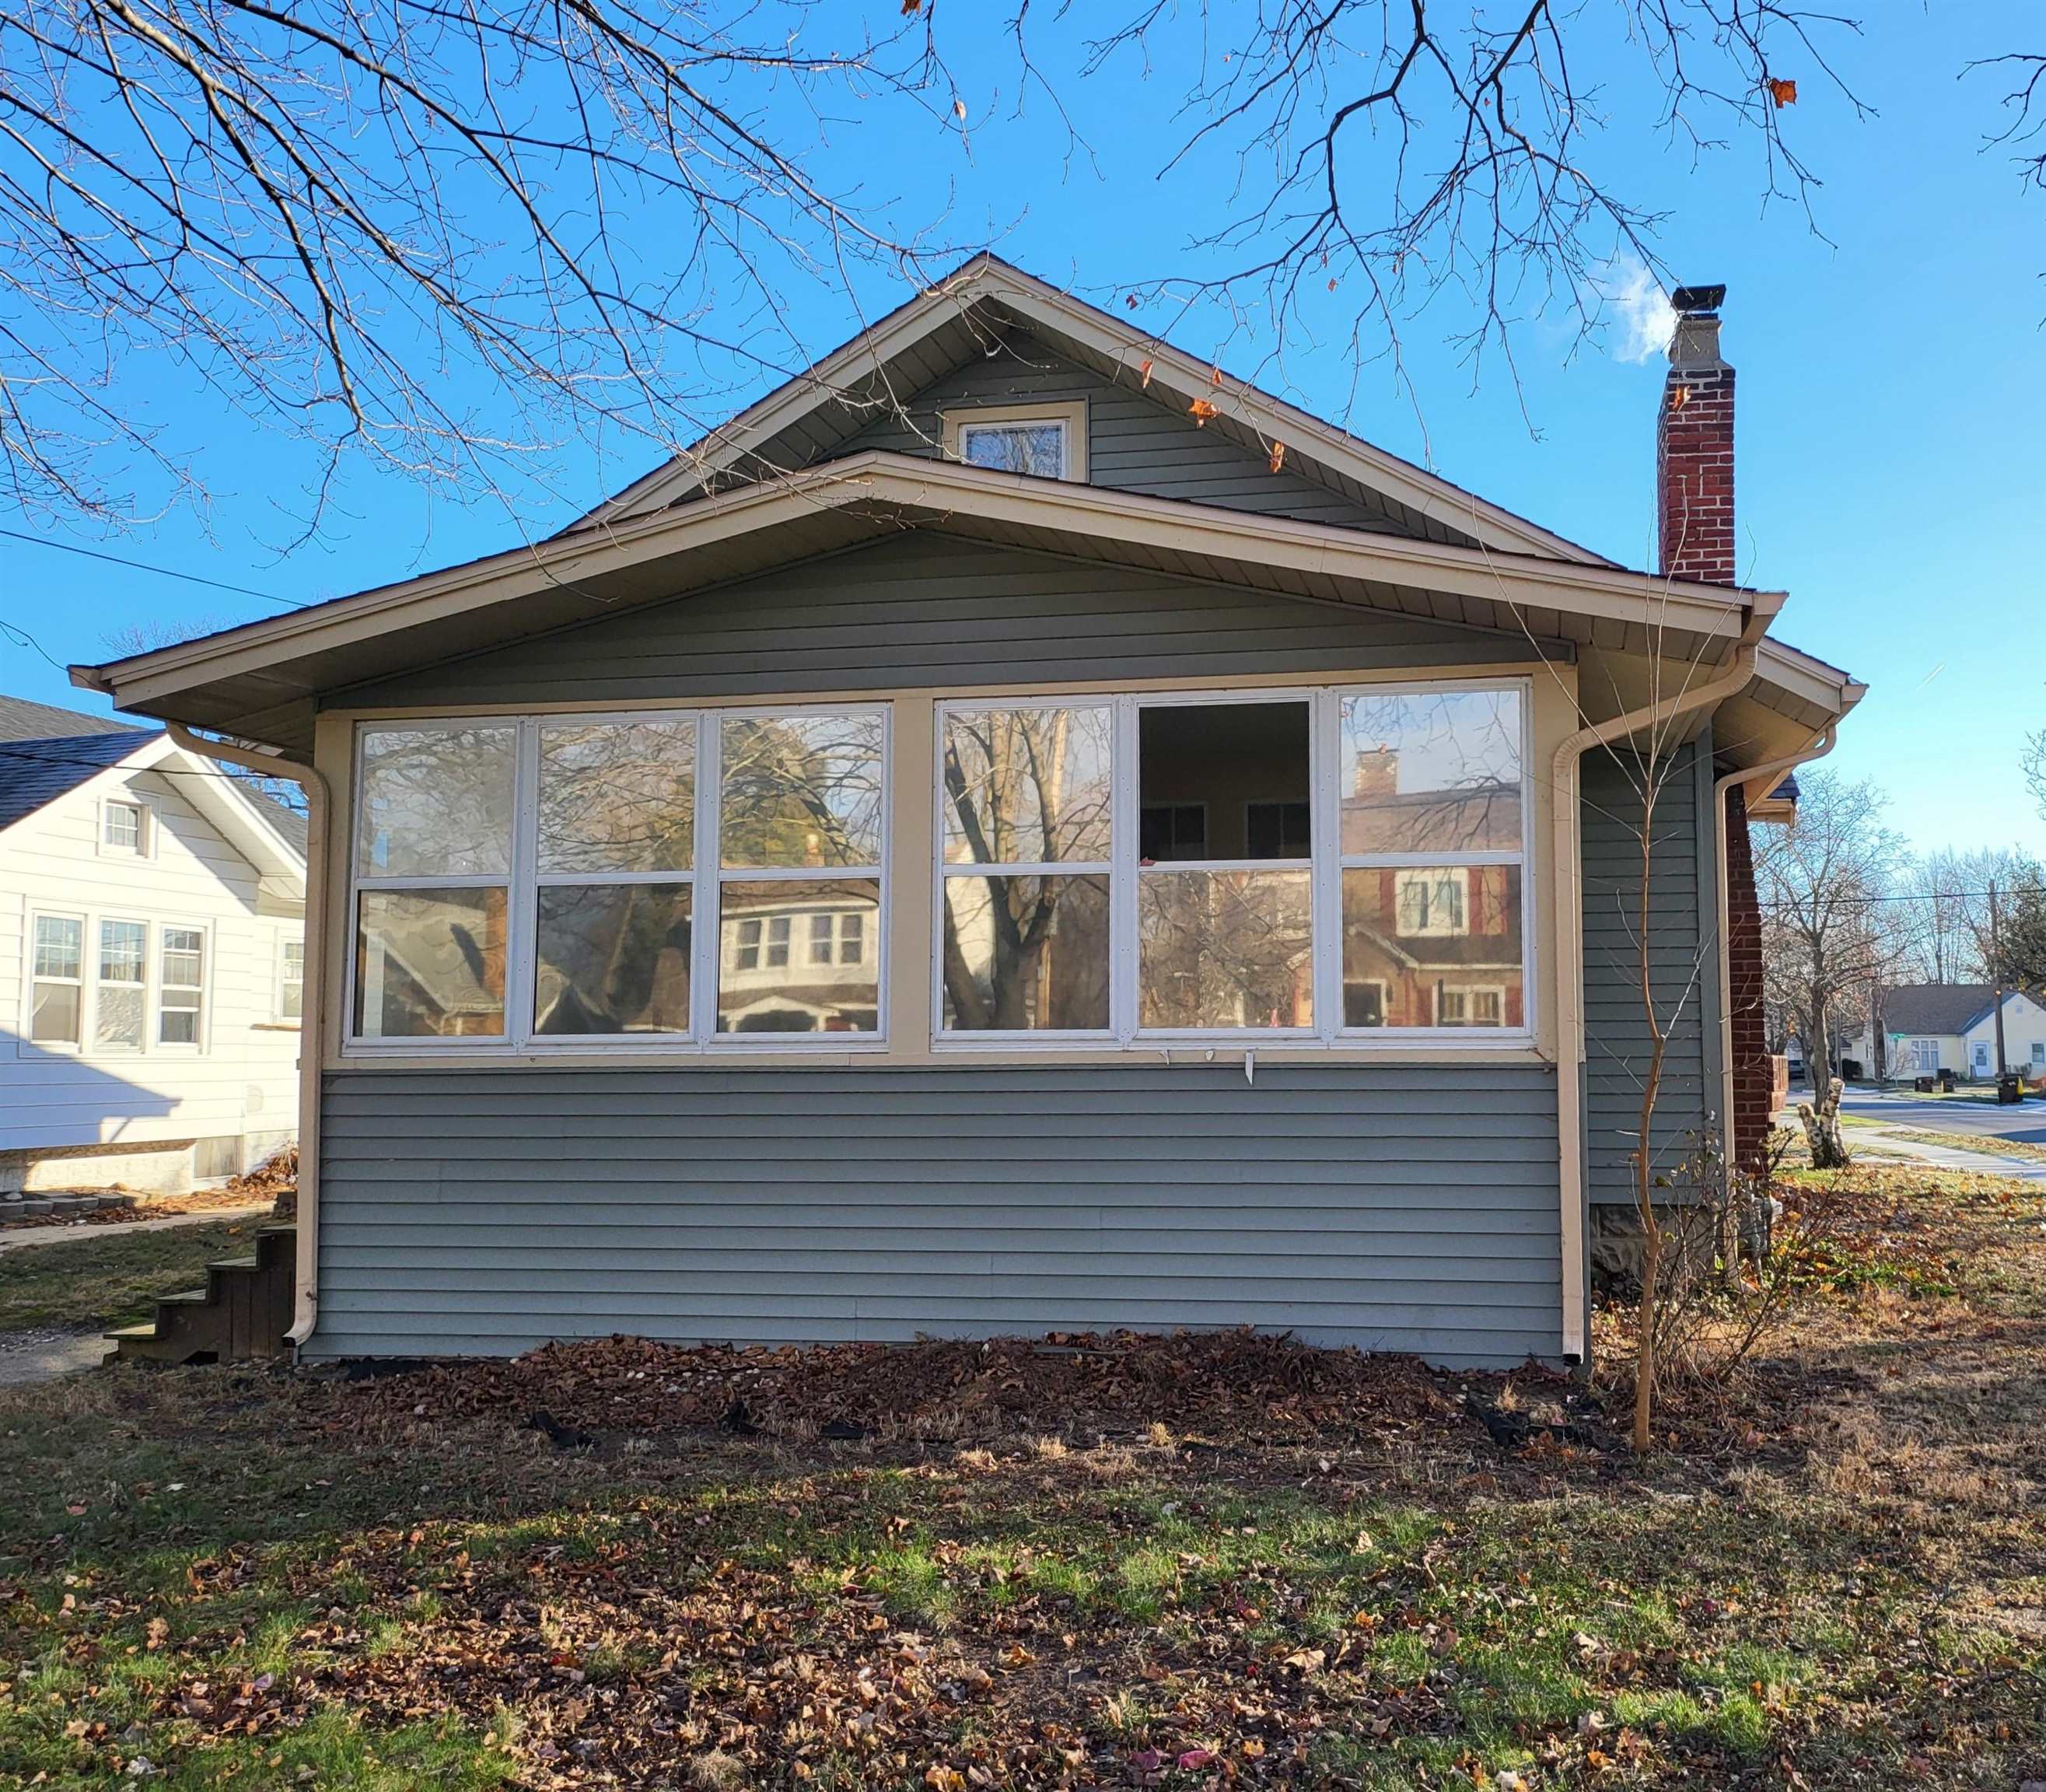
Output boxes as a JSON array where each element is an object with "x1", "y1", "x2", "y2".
[{"x1": 108, "y1": 1227, "x2": 296, "y2": 1365}]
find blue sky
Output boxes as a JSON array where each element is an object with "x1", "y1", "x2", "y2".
[{"x1": 4, "y1": 2, "x2": 2041, "y2": 854}]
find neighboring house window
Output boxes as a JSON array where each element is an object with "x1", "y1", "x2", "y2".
[
  {"x1": 1438, "y1": 985, "x2": 1505, "y2": 1027},
  {"x1": 278, "y1": 940, "x2": 306, "y2": 1020},
  {"x1": 942, "y1": 403, "x2": 1086, "y2": 481},
  {"x1": 348, "y1": 707, "x2": 887, "y2": 1048},
  {"x1": 101, "y1": 800, "x2": 146, "y2": 856},
  {"x1": 2032, "y1": 1041, "x2": 2044, "y2": 1069},
  {"x1": 158, "y1": 928, "x2": 205, "y2": 1045},
  {"x1": 1393, "y1": 869, "x2": 1467, "y2": 938},
  {"x1": 25, "y1": 912, "x2": 208, "y2": 1055},
  {"x1": 934, "y1": 682, "x2": 1529, "y2": 1042},
  {"x1": 96, "y1": 920, "x2": 148, "y2": 1050},
  {"x1": 30, "y1": 915, "x2": 83, "y2": 1046}
]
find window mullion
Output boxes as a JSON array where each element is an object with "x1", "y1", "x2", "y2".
[
  {"x1": 1111, "y1": 696, "x2": 1138, "y2": 1045},
  {"x1": 1313, "y1": 688, "x2": 1341, "y2": 1045},
  {"x1": 693, "y1": 711, "x2": 720, "y2": 1043},
  {"x1": 506, "y1": 720, "x2": 539, "y2": 1048}
]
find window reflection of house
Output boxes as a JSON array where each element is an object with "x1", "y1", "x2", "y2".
[
  {"x1": 1339, "y1": 747, "x2": 1523, "y2": 1029},
  {"x1": 716, "y1": 884, "x2": 879, "y2": 1033}
]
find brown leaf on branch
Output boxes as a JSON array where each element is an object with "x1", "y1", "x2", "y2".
[
  {"x1": 1268, "y1": 441, "x2": 1286, "y2": 473},
  {"x1": 1138, "y1": 358, "x2": 1154, "y2": 387},
  {"x1": 1766, "y1": 76, "x2": 1799, "y2": 107},
  {"x1": 1188, "y1": 398, "x2": 1218, "y2": 425}
]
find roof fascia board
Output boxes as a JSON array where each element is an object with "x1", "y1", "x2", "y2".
[
  {"x1": 85, "y1": 454, "x2": 1765, "y2": 714},
  {"x1": 162, "y1": 743, "x2": 308, "y2": 889},
  {"x1": 579, "y1": 255, "x2": 1611, "y2": 566},
  {"x1": 1755, "y1": 638, "x2": 1866, "y2": 716}
]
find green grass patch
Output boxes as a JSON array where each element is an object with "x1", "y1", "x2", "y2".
[{"x1": 0, "y1": 1221, "x2": 256, "y2": 1332}]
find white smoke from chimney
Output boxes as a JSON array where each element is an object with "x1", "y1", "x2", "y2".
[{"x1": 1600, "y1": 256, "x2": 1677, "y2": 364}]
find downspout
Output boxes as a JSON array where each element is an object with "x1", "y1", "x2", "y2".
[
  {"x1": 167, "y1": 724, "x2": 328, "y2": 1349},
  {"x1": 1551, "y1": 636, "x2": 1761, "y2": 1363},
  {"x1": 1713, "y1": 723, "x2": 1838, "y2": 1192}
]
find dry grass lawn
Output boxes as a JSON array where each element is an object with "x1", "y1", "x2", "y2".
[{"x1": 1, "y1": 1162, "x2": 2041, "y2": 1790}]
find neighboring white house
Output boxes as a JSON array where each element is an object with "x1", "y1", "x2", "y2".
[
  {"x1": 1843, "y1": 982, "x2": 2046, "y2": 1083},
  {"x1": 0, "y1": 695, "x2": 306, "y2": 1195}
]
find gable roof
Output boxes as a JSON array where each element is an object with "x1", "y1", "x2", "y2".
[
  {"x1": 0, "y1": 695, "x2": 142, "y2": 744},
  {"x1": 1876, "y1": 984, "x2": 2030, "y2": 1038},
  {"x1": 0, "y1": 700, "x2": 308, "y2": 891},
  {"x1": 572, "y1": 254, "x2": 1614, "y2": 567},
  {"x1": 0, "y1": 730, "x2": 152, "y2": 831}
]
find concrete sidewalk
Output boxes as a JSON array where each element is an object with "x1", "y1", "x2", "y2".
[
  {"x1": 1840, "y1": 1122, "x2": 2046, "y2": 1185},
  {"x1": 0, "y1": 1202, "x2": 274, "y2": 1256}
]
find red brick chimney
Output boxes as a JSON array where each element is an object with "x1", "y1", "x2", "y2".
[{"x1": 1656, "y1": 283, "x2": 1735, "y2": 584}]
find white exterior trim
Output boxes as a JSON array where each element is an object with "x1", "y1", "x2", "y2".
[{"x1": 939, "y1": 399, "x2": 1089, "y2": 481}]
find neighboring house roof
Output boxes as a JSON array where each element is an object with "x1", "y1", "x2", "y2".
[
  {"x1": 0, "y1": 695, "x2": 143, "y2": 743},
  {"x1": 0, "y1": 695, "x2": 309, "y2": 896},
  {"x1": 1879, "y1": 984, "x2": 2015, "y2": 1037},
  {"x1": 0, "y1": 731, "x2": 152, "y2": 832}
]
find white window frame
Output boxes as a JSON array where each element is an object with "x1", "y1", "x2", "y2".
[
  {"x1": 94, "y1": 915, "x2": 152, "y2": 1053},
  {"x1": 940, "y1": 400, "x2": 1089, "y2": 482},
  {"x1": 26, "y1": 911, "x2": 86, "y2": 1051},
  {"x1": 344, "y1": 705, "x2": 891, "y2": 1054},
  {"x1": 19, "y1": 908, "x2": 211, "y2": 1059},
  {"x1": 931, "y1": 679, "x2": 1534, "y2": 1050},
  {"x1": 156, "y1": 923, "x2": 208, "y2": 1050},
  {"x1": 277, "y1": 934, "x2": 306, "y2": 1023},
  {"x1": 933, "y1": 694, "x2": 1118, "y2": 1045},
  {"x1": 97, "y1": 795, "x2": 152, "y2": 859}
]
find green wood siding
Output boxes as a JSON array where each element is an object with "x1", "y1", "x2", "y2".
[{"x1": 312, "y1": 1064, "x2": 1562, "y2": 1369}]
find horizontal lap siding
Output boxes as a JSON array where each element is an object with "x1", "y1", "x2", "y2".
[
  {"x1": 313, "y1": 1065, "x2": 1562, "y2": 1370},
  {"x1": 829, "y1": 336, "x2": 1436, "y2": 537},
  {"x1": 343, "y1": 534, "x2": 1530, "y2": 709},
  {"x1": 1580, "y1": 740, "x2": 1712, "y2": 1201}
]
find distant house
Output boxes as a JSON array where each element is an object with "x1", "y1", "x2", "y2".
[
  {"x1": 0, "y1": 696, "x2": 306, "y2": 1195},
  {"x1": 1845, "y1": 984, "x2": 2046, "y2": 1082}
]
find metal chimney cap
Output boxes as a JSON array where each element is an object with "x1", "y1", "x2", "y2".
[{"x1": 1672, "y1": 283, "x2": 1726, "y2": 317}]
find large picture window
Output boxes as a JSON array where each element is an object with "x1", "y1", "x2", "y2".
[
  {"x1": 348, "y1": 707, "x2": 887, "y2": 1048},
  {"x1": 933, "y1": 684, "x2": 1529, "y2": 1045}
]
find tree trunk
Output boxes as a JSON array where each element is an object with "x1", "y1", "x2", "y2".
[{"x1": 1798, "y1": 1076, "x2": 1851, "y2": 1169}]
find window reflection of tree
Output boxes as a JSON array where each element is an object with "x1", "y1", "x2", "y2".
[{"x1": 939, "y1": 707, "x2": 1111, "y2": 1031}]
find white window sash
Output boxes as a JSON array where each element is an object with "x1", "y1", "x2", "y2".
[
  {"x1": 935, "y1": 680, "x2": 1534, "y2": 1050},
  {"x1": 347, "y1": 705, "x2": 890, "y2": 1052}
]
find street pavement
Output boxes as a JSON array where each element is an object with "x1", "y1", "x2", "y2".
[{"x1": 1836, "y1": 1086, "x2": 2046, "y2": 1150}]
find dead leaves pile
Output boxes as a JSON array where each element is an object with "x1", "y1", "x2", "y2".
[{"x1": 338, "y1": 1328, "x2": 1472, "y2": 1451}]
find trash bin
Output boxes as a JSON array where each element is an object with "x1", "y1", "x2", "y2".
[
  {"x1": 1938, "y1": 1069, "x2": 1957, "y2": 1094},
  {"x1": 1914, "y1": 1075, "x2": 1935, "y2": 1094},
  {"x1": 1997, "y1": 1073, "x2": 2023, "y2": 1106}
]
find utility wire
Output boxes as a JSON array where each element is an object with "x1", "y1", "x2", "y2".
[{"x1": 0, "y1": 527, "x2": 314, "y2": 609}]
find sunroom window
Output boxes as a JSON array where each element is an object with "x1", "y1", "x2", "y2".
[
  {"x1": 349, "y1": 709, "x2": 887, "y2": 1048},
  {"x1": 1338, "y1": 688, "x2": 1525, "y2": 1031},
  {"x1": 935, "y1": 684, "x2": 1530, "y2": 1045},
  {"x1": 939, "y1": 702, "x2": 1114, "y2": 1033},
  {"x1": 1136, "y1": 701, "x2": 1313, "y2": 1032}
]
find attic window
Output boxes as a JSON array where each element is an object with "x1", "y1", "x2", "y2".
[
  {"x1": 101, "y1": 800, "x2": 146, "y2": 856},
  {"x1": 942, "y1": 401, "x2": 1087, "y2": 481}
]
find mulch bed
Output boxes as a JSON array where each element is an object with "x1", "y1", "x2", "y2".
[{"x1": 335, "y1": 1328, "x2": 1577, "y2": 1451}]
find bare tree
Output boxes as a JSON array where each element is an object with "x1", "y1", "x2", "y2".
[
  {"x1": 2025, "y1": 726, "x2": 2046, "y2": 823},
  {"x1": 1753, "y1": 772, "x2": 1909, "y2": 1165},
  {"x1": 1, "y1": 0, "x2": 967, "y2": 528},
  {"x1": 6, "y1": 4, "x2": 2043, "y2": 532}
]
